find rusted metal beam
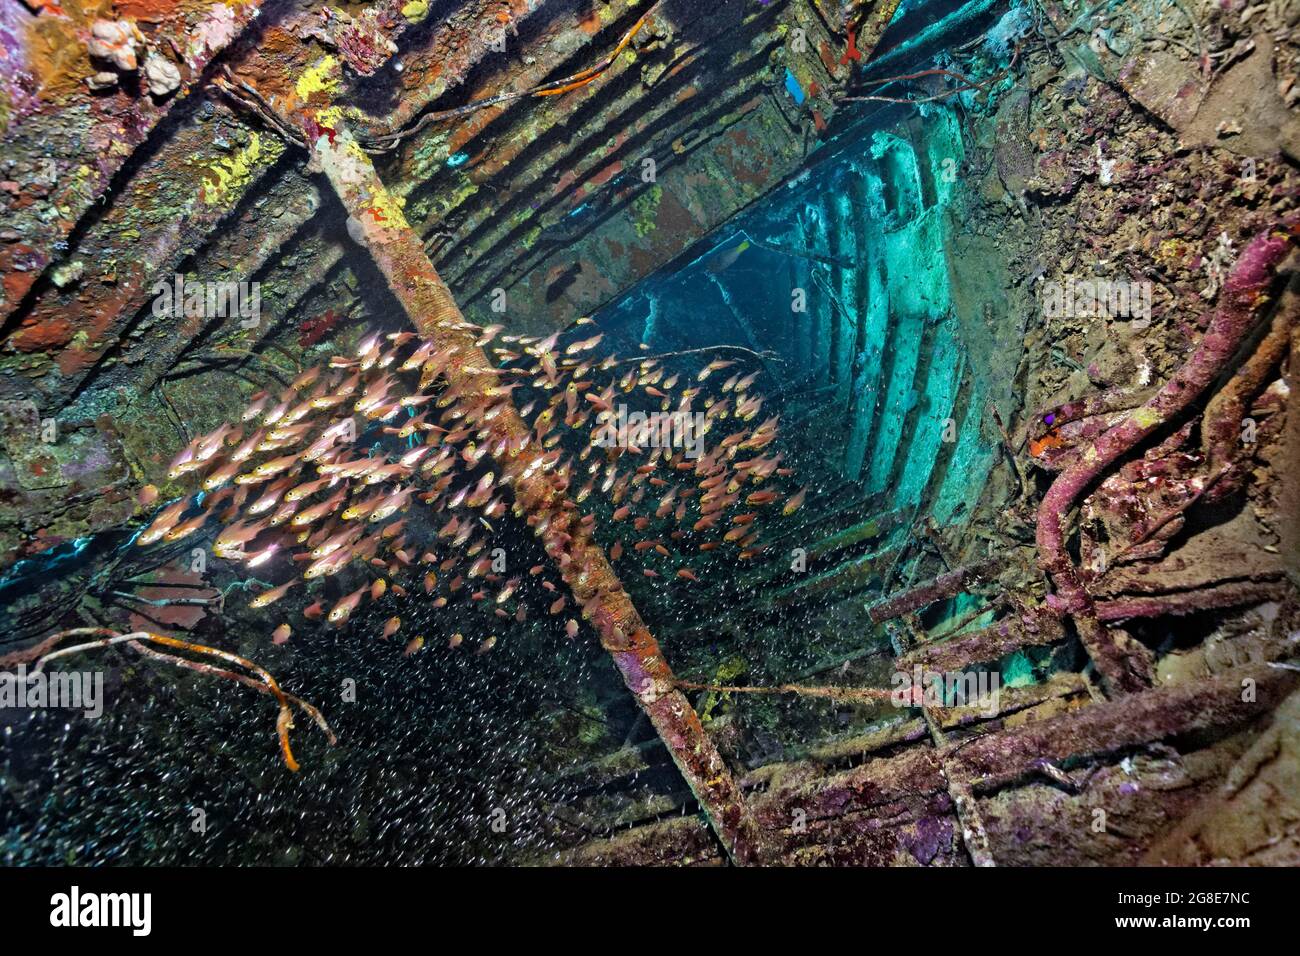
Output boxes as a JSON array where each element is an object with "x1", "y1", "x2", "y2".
[
  {"x1": 1202, "y1": 279, "x2": 1299, "y2": 501},
  {"x1": 854, "y1": 0, "x2": 904, "y2": 62},
  {"x1": 289, "y1": 66, "x2": 764, "y2": 864},
  {"x1": 1095, "y1": 578, "x2": 1289, "y2": 623},
  {"x1": 920, "y1": 708, "x2": 997, "y2": 867},
  {"x1": 573, "y1": 662, "x2": 1297, "y2": 864},
  {"x1": 899, "y1": 606, "x2": 1065, "y2": 672},
  {"x1": 2, "y1": 0, "x2": 549, "y2": 410},
  {"x1": 803, "y1": 508, "x2": 906, "y2": 562},
  {"x1": 1283, "y1": 320, "x2": 1300, "y2": 588},
  {"x1": 884, "y1": 618, "x2": 996, "y2": 867},
  {"x1": 952, "y1": 663, "x2": 1298, "y2": 793},
  {"x1": 867, "y1": 558, "x2": 1004, "y2": 624},
  {"x1": 771, "y1": 547, "x2": 891, "y2": 607},
  {"x1": 351, "y1": 0, "x2": 583, "y2": 139}
]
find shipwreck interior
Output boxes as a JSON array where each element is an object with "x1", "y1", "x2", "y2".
[{"x1": 1, "y1": 0, "x2": 1299, "y2": 868}]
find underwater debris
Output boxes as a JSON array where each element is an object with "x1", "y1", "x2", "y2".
[
  {"x1": 673, "y1": 677, "x2": 894, "y2": 706},
  {"x1": 1201, "y1": 282, "x2": 1299, "y2": 501},
  {"x1": 152, "y1": 59, "x2": 809, "y2": 856},
  {"x1": 1036, "y1": 221, "x2": 1297, "y2": 697},
  {"x1": 86, "y1": 19, "x2": 143, "y2": 72},
  {"x1": 2, "y1": 627, "x2": 334, "y2": 771},
  {"x1": 143, "y1": 52, "x2": 183, "y2": 99},
  {"x1": 983, "y1": 5, "x2": 1033, "y2": 60},
  {"x1": 5, "y1": 0, "x2": 1300, "y2": 876},
  {"x1": 302, "y1": 2, "x2": 407, "y2": 78},
  {"x1": 359, "y1": 5, "x2": 657, "y2": 150}
]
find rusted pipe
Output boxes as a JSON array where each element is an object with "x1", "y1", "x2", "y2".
[
  {"x1": 953, "y1": 663, "x2": 1298, "y2": 793},
  {"x1": 289, "y1": 79, "x2": 764, "y2": 864},
  {"x1": 867, "y1": 559, "x2": 1004, "y2": 624},
  {"x1": 1201, "y1": 280, "x2": 1299, "y2": 501},
  {"x1": 1028, "y1": 385, "x2": 1155, "y2": 442},
  {"x1": 886, "y1": 621, "x2": 997, "y2": 867},
  {"x1": 1036, "y1": 223, "x2": 1296, "y2": 697},
  {"x1": 899, "y1": 606, "x2": 1065, "y2": 672},
  {"x1": 1094, "y1": 579, "x2": 1288, "y2": 623}
]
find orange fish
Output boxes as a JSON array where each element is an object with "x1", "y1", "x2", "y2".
[
  {"x1": 327, "y1": 585, "x2": 367, "y2": 625},
  {"x1": 138, "y1": 502, "x2": 189, "y2": 546},
  {"x1": 249, "y1": 579, "x2": 297, "y2": 609},
  {"x1": 1028, "y1": 428, "x2": 1067, "y2": 459}
]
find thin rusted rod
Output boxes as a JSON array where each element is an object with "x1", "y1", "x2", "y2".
[
  {"x1": 290, "y1": 90, "x2": 764, "y2": 864},
  {"x1": 867, "y1": 559, "x2": 1004, "y2": 624}
]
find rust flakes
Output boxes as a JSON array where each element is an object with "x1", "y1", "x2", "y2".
[
  {"x1": 587, "y1": 160, "x2": 623, "y2": 189},
  {"x1": 817, "y1": 39, "x2": 839, "y2": 76},
  {"x1": 10, "y1": 315, "x2": 73, "y2": 352},
  {"x1": 447, "y1": 102, "x2": 504, "y2": 155},
  {"x1": 113, "y1": 0, "x2": 189, "y2": 22},
  {"x1": 715, "y1": 126, "x2": 771, "y2": 188}
]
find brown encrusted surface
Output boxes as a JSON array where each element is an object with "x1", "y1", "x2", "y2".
[{"x1": 1143, "y1": 687, "x2": 1300, "y2": 866}]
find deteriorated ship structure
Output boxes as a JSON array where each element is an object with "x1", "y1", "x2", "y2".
[{"x1": 1, "y1": 0, "x2": 1299, "y2": 870}]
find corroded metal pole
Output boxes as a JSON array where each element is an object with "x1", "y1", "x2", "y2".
[{"x1": 289, "y1": 64, "x2": 764, "y2": 864}]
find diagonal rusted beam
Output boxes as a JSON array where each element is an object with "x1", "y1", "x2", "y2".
[{"x1": 286, "y1": 57, "x2": 765, "y2": 865}]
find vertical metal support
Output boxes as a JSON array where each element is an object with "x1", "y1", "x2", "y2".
[
  {"x1": 887, "y1": 622, "x2": 996, "y2": 866},
  {"x1": 292, "y1": 94, "x2": 766, "y2": 863}
]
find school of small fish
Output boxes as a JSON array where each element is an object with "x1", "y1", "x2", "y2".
[{"x1": 139, "y1": 320, "x2": 805, "y2": 649}]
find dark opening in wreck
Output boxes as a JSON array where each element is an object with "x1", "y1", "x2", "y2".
[{"x1": 0, "y1": 0, "x2": 1298, "y2": 874}]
